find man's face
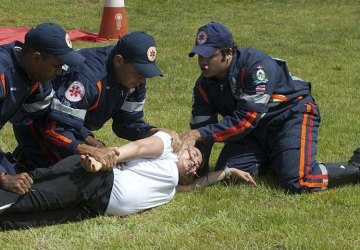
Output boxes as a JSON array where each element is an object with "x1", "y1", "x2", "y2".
[
  {"x1": 197, "y1": 49, "x2": 232, "y2": 79},
  {"x1": 30, "y1": 53, "x2": 63, "y2": 82},
  {"x1": 177, "y1": 147, "x2": 202, "y2": 180},
  {"x1": 113, "y1": 55, "x2": 146, "y2": 89}
]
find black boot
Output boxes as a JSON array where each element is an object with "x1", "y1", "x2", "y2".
[
  {"x1": 349, "y1": 148, "x2": 360, "y2": 168},
  {"x1": 324, "y1": 162, "x2": 360, "y2": 188}
]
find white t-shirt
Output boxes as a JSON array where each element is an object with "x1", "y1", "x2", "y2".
[{"x1": 105, "y1": 131, "x2": 179, "y2": 216}]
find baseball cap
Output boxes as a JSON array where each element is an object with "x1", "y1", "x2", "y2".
[
  {"x1": 189, "y1": 22, "x2": 233, "y2": 58},
  {"x1": 24, "y1": 22, "x2": 85, "y2": 66},
  {"x1": 114, "y1": 31, "x2": 163, "y2": 78}
]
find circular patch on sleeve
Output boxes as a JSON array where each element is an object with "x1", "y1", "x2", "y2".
[{"x1": 65, "y1": 81, "x2": 85, "y2": 102}]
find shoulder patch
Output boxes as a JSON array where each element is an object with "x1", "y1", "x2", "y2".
[
  {"x1": 252, "y1": 65, "x2": 269, "y2": 85},
  {"x1": 65, "y1": 81, "x2": 85, "y2": 102}
]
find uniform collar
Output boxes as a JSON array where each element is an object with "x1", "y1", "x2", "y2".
[{"x1": 228, "y1": 49, "x2": 241, "y2": 82}]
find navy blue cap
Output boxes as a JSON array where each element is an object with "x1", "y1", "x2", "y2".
[
  {"x1": 114, "y1": 31, "x2": 163, "y2": 78},
  {"x1": 189, "y1": 22, "x2": 233, "y2": 58},
  {"x1": 24, "y1": 23, "x2": 85, "y2": 66}
]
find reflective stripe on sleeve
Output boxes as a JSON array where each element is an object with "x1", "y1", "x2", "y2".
[
  {"x1": 22, "y1": 89, "x2": 55, "y2": 113},
  {"x1": 191, "y1": 115, "x2": 213, "y2": 124},
  {"x1": 291, "y1": 75, "x2": 304, "y2": 81},
  {"x1": 120, "y1": 99, "x2": 145, "y2": 112},
  {"x1": 51, "y1": 98, "x2": 87, "y2": 120},
  {"x1": 240, "y1": 93, "x2": 270, "y2": 104}
]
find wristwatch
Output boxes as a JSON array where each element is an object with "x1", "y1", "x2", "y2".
[{"x1": 224, "y1": 166, "x2": 231, "y2": 180}]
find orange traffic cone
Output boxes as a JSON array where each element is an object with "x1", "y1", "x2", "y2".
[{"x1": 98, "y1": 0, "x2": 128, "y2": 40}]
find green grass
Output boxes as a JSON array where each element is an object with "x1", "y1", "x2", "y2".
[{"x1": 0, "y1": 0, "x2": 360, "y2": 249}]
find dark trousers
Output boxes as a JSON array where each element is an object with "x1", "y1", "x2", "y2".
[
  {"x1": 215, "y1": 96, "x2": 327, "y2": 193},
  {"x1": 0, "y1": 155, "x2": 114, "y2": 230}
]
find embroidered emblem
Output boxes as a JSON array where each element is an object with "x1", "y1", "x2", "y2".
[
  {"x1": 65, "y1": 81, "x2": 85, "y2": 102},
  {"x1": 147, "y1": 46, "x2": 157, "y2": 61},
  {"x1": 65, "y1": 33, "x2": 72, "y2": 48},
  {"x1": 252, "y1": 65, "x2": 269, "y2": 84},
  {"x1": 197, "y1": 31, "x2": 207, "y2": 45}
]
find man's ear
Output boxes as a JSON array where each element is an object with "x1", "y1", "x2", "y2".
[
  {"x1": 226, "y1": 48, "x2": 233, "y2": 60},
  {"x1": 113, "y1": 54, "x2": 125, "y2": 66},
  {"x1": 31, "y1": 51, "x2": 42, "y2": 63}
]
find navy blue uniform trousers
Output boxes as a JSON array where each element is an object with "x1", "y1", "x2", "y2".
[
  {"x1": 215, "y1": 96, "x2": 327, "y2": 193},
  {"x1": 0, "y1": 155, "x2": 113, "y2": 230}
]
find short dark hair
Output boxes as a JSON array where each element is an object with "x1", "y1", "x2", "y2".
[
  {"x1": 21, "y1": 44, "x2": 56, "y2": 60},
  {"x1": 220, "y1": 43, "x2": 238, "y2": 61}
]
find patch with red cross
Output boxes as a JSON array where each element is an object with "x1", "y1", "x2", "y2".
[
  {"x1": 197, "y1": 31, "x2": 207, "y2": 45},
  {"x1": 65, "y1": 81, "x2": 85, "y2": 102},
  {"x1": 147, "y1": 46, "x2": 157, "y2": 62}
]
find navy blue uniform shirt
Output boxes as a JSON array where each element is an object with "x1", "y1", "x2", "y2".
[
  {"x1": 191, "y1": 48, "x2": 311, "y2": 143},
  {"x1": 46, "y1": 45, "x2": 154, "y2": 156},
  {"x1": 0, "y1": 41, "x2": 53, "y2": 174}
]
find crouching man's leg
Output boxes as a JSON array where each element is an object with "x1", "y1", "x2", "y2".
[{"x1": 271, "y1": 147, "x2": 360, "y2": 194}]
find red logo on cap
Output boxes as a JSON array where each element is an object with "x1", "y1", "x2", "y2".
[
  {"x1": 197, "y1": 31, "x2": 207, "y2": 45},
  {"x1": 147, "y1": 46, "x2": 157, "y2": 61},
  {"x1": 65, "y1": 33, "x2": 73, "y2": 48}
]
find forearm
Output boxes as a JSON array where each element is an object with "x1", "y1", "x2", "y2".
[
  {"x1": 84, "y1": 135, "x2": 106, "y2": 147},
  {"x1": 177, "y1": 167, "x2": 257, "y2": 192},
  {"x1": 81, "y1": 133, "x2": 167, "y2": 172},
  {"x1": 114, "y1": 136, "x2": 163, "y2": 163},
  {"x1": 45, "y1": 127, "x2": 82, "y2": 156},
  {"x1": 177, "y1": 169, "x2": 227, "y2": 192},
  {"x1": 196, "y1": 169, "x2": 228, "y2": 188},
  {"x1": 75, "y1": 143, "x2": 96, "y2": 155},
  {"x1": 199, "y1": 110, "x2": 260, "y2": 143}
]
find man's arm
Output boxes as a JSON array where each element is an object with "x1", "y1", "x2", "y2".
[
  {"x1": 176, "y1": 167, "x2": 256, "y2": 192},
  {"x1": 81, "y1": 134, "x2": 166, "y2": 172},
  {"x1": 145, "y1": 128, "x2": 181, "y2": 153}
]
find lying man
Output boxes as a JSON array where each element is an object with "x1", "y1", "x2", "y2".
[{"x1": 0, "y1": 131, "x2": 255, "y2": 230}]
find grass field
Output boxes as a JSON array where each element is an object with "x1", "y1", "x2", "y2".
[{"x1": 0, "y1": 0, "x2": 359, "y2": 249}]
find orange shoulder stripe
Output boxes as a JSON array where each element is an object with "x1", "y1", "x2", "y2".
[
  {"x1": 198, "y1": 84, "x2": 209, "y2": 104},
  {"x1": 29, "y1": 82, "x2": 39, "y2": 95},
  {"x1": 88, "y1": 81, "x2": 102, "y2": 111},
  {"x1": 213, "y1": 111, "x2": 257, "y2": 142},
  {"x1": 1, "y1": 73, "x2": 6, "y2": 96},
  {"x1": 271, "y1": 94, "x2": 290, "y2": 102}
]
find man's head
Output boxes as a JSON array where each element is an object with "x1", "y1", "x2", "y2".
[
  {"x1": 177, "y1": 147, "x2": 203, "y2": 185},
  {"x1": 112, "y1": 31, "x2": 163, "y2": 89},
  {"x1": 22, "y1": 22, "x2": 85, "y2": 82},
  {"x1": 24, "y1": 23, "x2": 85, "y2": 66},
  {"x1": 188, "y1": 22, "x2": 236, "y2": 79},
  {"x1": 189, "y1": 22, "x2": 233, "y2": 58}
]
